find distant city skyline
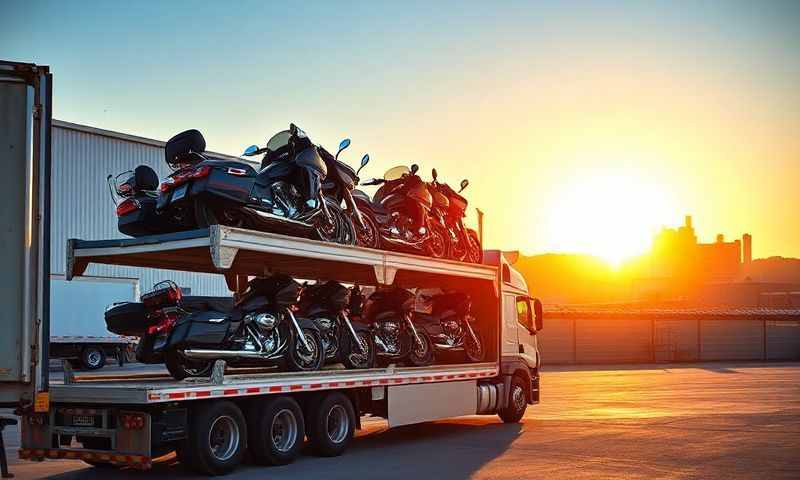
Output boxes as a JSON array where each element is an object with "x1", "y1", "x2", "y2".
[{"x1": 2, "y1": 0, "x2": 799, "y2": 259}]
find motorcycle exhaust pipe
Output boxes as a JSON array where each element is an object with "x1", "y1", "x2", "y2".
[{"x1": 183, "y1": 349, "x2": 264, "y2": 360}]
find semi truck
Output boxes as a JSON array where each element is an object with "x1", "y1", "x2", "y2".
[{"x1": 0, "y1": 60, "x2": 543, "y2": 476}]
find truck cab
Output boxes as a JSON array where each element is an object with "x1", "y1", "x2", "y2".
[{"x1": 484, "y1": 250, "x2": 542, "y2": 412}]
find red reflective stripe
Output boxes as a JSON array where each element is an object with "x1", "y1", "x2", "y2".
[
  {"x1": 289, "y1": 385, "x2": 303, "y2": 391},
  {"x1": 223, "y1": 389, "x2": 238, "y2": 395},
  {"x1": 328, "y1": 382, "x2": 339, "y2": 387},
  {"x1": 309, "y1": 383, "x2": 322, "y2": 389},
  {"x1": 246, "y1": 387, "x2": 260, "y2": 394},
  {"x1": 194, "y1": 391, "x2": 211, "y2": 398},
  {"x1": 345, "y1": 381, "x2": 356, "y2": 386},
  {"x1": 269, "y1": 386, "x2": 283, "y2": 392}
]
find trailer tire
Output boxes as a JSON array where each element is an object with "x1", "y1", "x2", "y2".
[
  {"x1": 81, "y1": 346, "x2": 106, "y2": 370},
  {"x1": 306, "y1": 392, "x2": 355, "y2": 457},
  {"x1": 179, "y1": 401, "x2": 247, "y2": 475},
  {"x1": 498, "y1": 375, "x2": 527, "y2": 423},
  {"x1": 247, "y1": 396, "x2": 305, "y2": 465}
]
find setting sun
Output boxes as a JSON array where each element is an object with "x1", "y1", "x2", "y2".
[{"x1": 543, "y1": 170, "x2": 676, "y2": 266}]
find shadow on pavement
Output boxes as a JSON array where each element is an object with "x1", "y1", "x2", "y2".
[{"x1": 29, "y1": 419, "x2": 521, "y2": 480}]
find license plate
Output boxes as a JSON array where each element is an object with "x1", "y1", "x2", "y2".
[
  {"x1": 172, "y1": 184, "x2": 188, "y2": 202},
  {"x1": 72, "y1": 415, "x2": 95, "y2": 427}
]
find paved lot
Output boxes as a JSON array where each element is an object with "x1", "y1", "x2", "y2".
[{"x1": 4, "y1": 362, "x2": 799, "y2": 479}]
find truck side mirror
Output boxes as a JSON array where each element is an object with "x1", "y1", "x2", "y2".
[{"x1": 533, "y1": 298, "x2": 543, "y2": 331}]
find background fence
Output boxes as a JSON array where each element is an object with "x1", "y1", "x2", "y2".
[{"x1": 539, "y1": 308, "x2": 800, "y2": 364}]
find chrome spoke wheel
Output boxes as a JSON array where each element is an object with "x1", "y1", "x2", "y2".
[
  {"x1": 295, "y1": 331, "x2": 320, "y2": 369},
  {"x1": 347, "y1": 332, "x2": 370, "y2": 368}
]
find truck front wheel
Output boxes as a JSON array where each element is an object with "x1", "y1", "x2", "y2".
[
  {"x1": 81, "y1": 346, "x2": 106, "y2": 370},
  {"x1": 498, "y1": 375, "x2": 527, "y2": 423},
  {"x1": 306, "y1": 392, "x2": 355, "y2": 457},
  {"x1": 247, "y1": 396, "x2": 305, "y2": 465}
]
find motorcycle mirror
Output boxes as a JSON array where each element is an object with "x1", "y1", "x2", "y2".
[
  {"x1": 459, "y1": 179, "x2": 469, "y2": 192},
  {"x1": 432, "y1": 168, "x2": 438, "y2": 181},
  {"x1": 411, "y1": 164, "x2": 419, "y2": 175},
  {"x1": 335, "y1": 138, "x2": 351, "y2": 160},
  {"x1": 356, "y1": 154, "x2": 370, "y2": 176},
  {"x1": 243, "y1": 145, "x2": 260, "y2": 156}
]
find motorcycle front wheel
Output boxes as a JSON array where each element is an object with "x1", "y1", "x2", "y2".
[
  {"x1": 340, "y1": 330, "x2": 376, "y2": 369},
  {"x1": 355, "y1": 209, "x2": 382, "y2": 250},
  {"x1": 466, "y1": 228, "x2": 483, "y2": 264},
  {"x1": 464, "y1": 329, "x2": 485, "y2": 363},
  {"x1": 315, "y1": 201, "x2": 356, "y2": 246},
  {"x1": 164, "y1": 350, "x2": 214, "y2": 380},
  {"x1": 287, "y1": 328, "x2": 325, "y2": 371},
  {"x1": 425, "y1": 222, "x2": 449, "y2": 259},
  {"x1": 406, "y1": 330, "x2": 435, "y2": 367}
]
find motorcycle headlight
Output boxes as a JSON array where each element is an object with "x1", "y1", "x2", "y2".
[{"x1": 255, "y1": 313, "x2": 278, "y2": 330}]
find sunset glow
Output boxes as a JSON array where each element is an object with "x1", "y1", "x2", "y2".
[{"x1": 543, "y1": 170, "x2": 676, "y2": 266}]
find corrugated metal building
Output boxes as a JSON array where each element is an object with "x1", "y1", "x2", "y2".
[
  {"x1": 49, "y1": 121, "x2": 246, "y2": 335},
  {"x1": 539, "y1": 306, "x2": 800, "y2": 365}
]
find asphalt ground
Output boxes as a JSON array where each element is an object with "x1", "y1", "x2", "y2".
[{"x1": 3, "y1": 362, "x2": 799, "y2": 479}]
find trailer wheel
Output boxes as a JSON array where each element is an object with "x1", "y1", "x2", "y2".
[
  {"x1": 81, "y1": 346, "x2": 106, "y2": 370},
  {"x1": 178, "y1": 401, "x2": 247, "y2": 475},
  {"x1": 307, "y1": 392, "x2": 355, "y2": 457},
  {"x1": 498, "y1": 375, "x2": 527, "y2": 423},
  {"x1": 247, "y1": 396, "x2": 305, "y2": 465}
]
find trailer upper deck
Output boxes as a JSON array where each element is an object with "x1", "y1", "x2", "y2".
[{"x1": 67, "y1": 225, "x2": 498, "y2": 289}]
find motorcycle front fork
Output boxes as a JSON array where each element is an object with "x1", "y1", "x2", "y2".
[
  {"x1": 405, "y1": 313, "x2": 425, "y2": 349},
  {"x1": 463, "y1": 316, "x2": 480, "y2": 346},
  {"x1": 285, "y1": 308, "x2": 313, "y2": 352},
  {"x1": 343, "y1": 190, "x2": 366, "y2": 229},
  {"x1": 339, "y1": 311, "x2": 366, "y2": 354}
]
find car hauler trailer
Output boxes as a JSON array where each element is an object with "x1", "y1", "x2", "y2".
[{"x1": 18, "y1": 226, "x2": 542, "y2": 475}]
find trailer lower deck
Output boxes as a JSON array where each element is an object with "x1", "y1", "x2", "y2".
[{"x1": 17, "y1": 226, "x2": 537, "y2": 475}]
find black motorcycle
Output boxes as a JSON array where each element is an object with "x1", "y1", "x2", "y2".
[
  {"x1": 297, "y1": 280, "x2": 376, "y2": 369},
  {"x1": 118, "y1": 125, "x2": 355, "y2": 244},
  {"x1": 125, "y1": 276, "x2": 324, "y2": 380},
  {"x1": 359, "y1": 286, "x2": 434, "y2": 367},
  {"x1": 355, "y1": 164, "x2": 449, "y2": 258},
  {"x1": 427, "y1": 169, "x2": 482, "y2": 263},
  {"x1": 416, "y1": 289, "x2": 484, "y2": 363}
]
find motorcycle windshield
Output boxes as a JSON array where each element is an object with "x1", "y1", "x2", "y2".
[
  {"x1": 266, "y1": 130, "x2": 292, "y2": 153},
  {"x1": 384, "y1": 165, "x2": 410, "y2": 181}
]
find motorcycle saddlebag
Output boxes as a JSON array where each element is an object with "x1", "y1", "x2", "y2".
[
  {"x1": 104, "y1": 302, "x2": 156, "y2": 336},
  {"x1": 165, "y1": 129, "x2": 206, "y2": 168},
  {"x1": 117, "y1": 195, "x2": 162, "y2": 237},
  {"x1": 167, "y1": 310, "x2": 236, "y2": 348}
]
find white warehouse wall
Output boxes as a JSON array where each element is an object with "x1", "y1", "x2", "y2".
[{"x1": 50, "y1": 120, "x2": 245, "y2": 301}]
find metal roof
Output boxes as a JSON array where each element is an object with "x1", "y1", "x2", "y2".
[{"x1": 53, "y1": 119, "x2": 249, "y2": 164}]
